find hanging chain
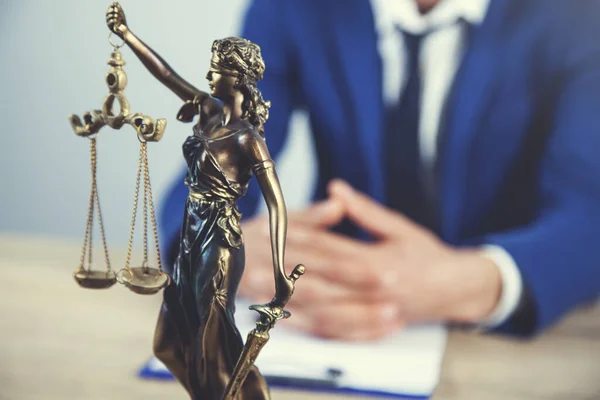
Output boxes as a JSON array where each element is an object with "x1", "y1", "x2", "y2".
[
  {"x1": 142, "y1": 142, "x2": 163, "y2": 273},
  {"x1": 124, "y1": 142, "x2": 145, "y2": 271},
  {"x1": 87, "y1": 187, "x2": 95, "y2": 270},
  {"x1": 79, "y1": 213, "x2": 92, "y2": 272},
  {"x1": 88, "y1": 139, "x2": 97, "y2": 269},
  {"x1": 79, "y1": 138, "x2": 97, "y2": 272},
  {"x1": 122, "y1": 140, "x2": 163, "y2": 275},
  {"x1": 94, "y1": 175, "x2": 111, "y2": 273},
  {"x1": 79, "y1": 138, "x2": 96, "y2": 271},
  {"x1": 90, "y1": 137, "x2": 112, "y2": 272},
  {"x1": 142, "y1": 142, "x2": 149, "y2": 271},
  {"x1": 78, "y1": 137, "x2": 112, "y2": 274}
]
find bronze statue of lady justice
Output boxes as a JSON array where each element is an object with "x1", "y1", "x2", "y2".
[{"x1": 102, "y1": 3, "x2": 305, "y2": 399}]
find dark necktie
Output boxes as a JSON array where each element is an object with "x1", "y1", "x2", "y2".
[{"x1": 385, "y1": 30, "x2": 430, "y2": 227}]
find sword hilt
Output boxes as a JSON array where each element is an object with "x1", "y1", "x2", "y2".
[
  {"x1": 290, "y1": 264, "x2": 306, "y2": 282},
  {"x1": 249, "y1": 264, "x2": 306, "y2": 332}
]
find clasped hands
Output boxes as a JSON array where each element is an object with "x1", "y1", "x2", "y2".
[{"x1": 241, "y1": 180, "x2": 502, "y2": 340}]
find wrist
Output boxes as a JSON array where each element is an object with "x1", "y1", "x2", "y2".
[
  {"x1": 447, "y1": 249, "x2": 502, "y2": 323},
  {"x1": 118, "y1": 25, "x2": 130, "y2": 39}
]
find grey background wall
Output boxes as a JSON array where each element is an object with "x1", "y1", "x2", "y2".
[{"x1": 0, "y1": 0, "x2": 314, "y2": 244}]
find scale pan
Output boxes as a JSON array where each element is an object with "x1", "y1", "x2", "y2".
[
  {"x1": 73, "y1": 270, "x2": 117, "y2": 289},
  {"x1": 117, "y1": 266, "x2": 170, "y2": 295}
]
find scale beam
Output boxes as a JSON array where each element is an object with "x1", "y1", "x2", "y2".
[{"x1": 69, "y1": 49, "x2": 166, "y2": 142}]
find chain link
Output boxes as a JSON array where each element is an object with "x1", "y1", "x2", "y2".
[
  {"x1": 79, "y1": 139, "x2": 97, "y2": 272},
  {"x1": 88, "y1": 139, "x2": 97, "y2": 269},
  {"x1": 124, "y1": 142, "x2": 145, "y2": 271},
  {"x1": 87, "y1": 187, "x2": 95, "y2": 269},
  {"x1": 142, "y1": 142, "x2": 149, "y2": 270},
  {"x1": 142, "y1": 143, "x2": 163, "y2": 272},
  {"x1": 94, "y1": 182, "x2": 111, "y2": 273}
]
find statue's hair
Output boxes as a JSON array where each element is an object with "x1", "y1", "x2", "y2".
[{"x1": 211, "y1": 37, "x2": 270, "y2": 134}]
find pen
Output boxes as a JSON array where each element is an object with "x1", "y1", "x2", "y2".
[
  {"x1": 264, "y1": 367, "x2": 344, "y2": 390},
  {"x1": 265, "y1": 375, "x2": 338, "y2": 390}
]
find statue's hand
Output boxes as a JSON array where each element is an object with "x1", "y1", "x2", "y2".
[
  {"x1": 272, "y1": 264, "x2": 305, "y2": 309},
  {"x1": 106, "y1": 2, "x2": 128, "y2": 38}
]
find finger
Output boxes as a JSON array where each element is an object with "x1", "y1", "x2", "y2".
[
  {"x1": 107, "y1": 5, "x2": 119, "y2": 16},
  {"x1": 245, "y1": 230, "x2": 341, "y2": 276},
  {"x1": 328, "y1": 179, "x2": 422, "y2": 239},
  {"x1": 242, "y1": 249, "x2": 347, "y2": 297},
  {"x1": 244, "y1": 219, "x2": 399, "y2": 293},
  {"x1": 287, "y1": 199, "x2": 345, "y2": 228},
  {"x1": 286, "y1": 224, "x2": 368, "y2": 257},
  {"x1": 285, "y1": 301, "x2": 403, "y2": 341},
  {"x1": 243, "y1": 205, "x2": 398, "y2": 293},
  {"x1": 291, "y1": 274, "x2": 389, "y2": 305},
  {"x1": 241, "y1": 238, "x2": 395, "y2": 307},
  {"x1": 240, "y1": 250, "x2": 316, "y2": 300},
  {"x1": 241, "y1": 270, "x2": 388, "y2": 307},
  {"x1": 281, "y1": 240, "x2": 405, "y2": 293},
  {"x1": 239, "y1": 253, "x2": 275, "y2": 296},
  {"x1": 247, "y1": 198, "x2": 345, "y2": 237},
  {"x1": 269, "y1": 272, "x2": 391, "y2": 305},
  {"x1": 247, "y1": 203, "x2": 341, "y2": 237}
]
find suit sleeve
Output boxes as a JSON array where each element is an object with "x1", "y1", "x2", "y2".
[
  {"x1": 483, "y1": 11, "x2": 600, "y2": 335},
  {"x1": 157, "y1": 0, "x2": 298, "y2": 272}
]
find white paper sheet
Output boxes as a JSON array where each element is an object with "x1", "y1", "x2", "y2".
[
  {"x1": 234, "y1": 302, "x2": 447, "y2": 397},
  {"x1": 142, "y1": 301, "x2": 447, "y2": 398}
]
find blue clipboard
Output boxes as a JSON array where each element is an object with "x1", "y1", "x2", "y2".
[{"x1": 138, "y1": 357, "x2": 430, "y2": 399}]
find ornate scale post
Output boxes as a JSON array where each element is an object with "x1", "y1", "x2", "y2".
[{"x1": 69, "y1": 35, "x2": 169, "y2": 295}]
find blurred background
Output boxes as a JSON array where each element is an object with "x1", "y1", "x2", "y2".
[
  {"x1": 0, "y1": 2, "x2": 314, "y2": 398},
  {"x1": 1, "y1": 1, "x2": 599, "y2": 399},
  {"x1": 0, "y1": 0, "x2": 313, "y2": 244}
]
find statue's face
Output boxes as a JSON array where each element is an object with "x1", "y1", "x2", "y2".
[{"x1": 206, "y1": 70, "x2": 237, "y2": 99}]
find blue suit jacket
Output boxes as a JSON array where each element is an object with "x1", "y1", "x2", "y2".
[{"x1": 160, "y1": 0, "x2": 600, "y2": 336}]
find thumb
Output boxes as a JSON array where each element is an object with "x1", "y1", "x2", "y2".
[{"x1": 328, "y1": 179, "x2": 416, "y2": 238}]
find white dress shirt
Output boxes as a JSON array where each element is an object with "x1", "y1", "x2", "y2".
[{"x1": 370, "y1": 0, "x2": 523, "y2": 328}]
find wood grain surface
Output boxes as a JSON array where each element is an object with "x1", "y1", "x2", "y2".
[{"x1": 0, "y1": 236, "x2": 598, "y2": 400}]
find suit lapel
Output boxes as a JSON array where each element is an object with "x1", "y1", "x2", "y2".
[
  {"x1": 324, "y1": 0, "x2": 385, "y2": 203},
  {"x1": 438, "y1": 0, "x2": 510, "y2": 242}
]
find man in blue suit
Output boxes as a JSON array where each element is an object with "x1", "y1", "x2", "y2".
[{"x1": 160, "y1": 0, "x2": 600, "y2": 339}]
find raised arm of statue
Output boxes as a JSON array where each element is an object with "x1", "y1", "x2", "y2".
[{"x1": 105, "y1": 2, "x2": 212, "y2": 108}]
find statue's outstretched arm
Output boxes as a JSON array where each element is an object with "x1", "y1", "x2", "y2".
[{"x1": 106, "y1": 2, "x2": 209, "y2": 104}]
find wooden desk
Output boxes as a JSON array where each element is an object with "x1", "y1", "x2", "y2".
[{"x1": 0, "y1": 236, "x2": 598, "y2": 400}]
